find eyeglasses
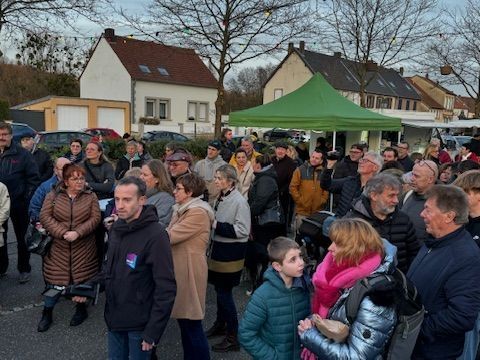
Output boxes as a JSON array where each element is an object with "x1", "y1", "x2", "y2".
[
  {"x1": 417, "y1": 160, "x2": 436, "y2": 176},
  {"x1": 349, "y1": 150, "x2": 362, "y2": 155},
  {"x1": 68, "y1": 177, "x2": 86, "y2": 182},
  {"x1": 359, "y1": 158, "x2": 377, "y2": 166}
]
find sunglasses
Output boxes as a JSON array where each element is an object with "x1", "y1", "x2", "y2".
[{"x1": 418, "y1": 160, "x2": 437, "y2": 176}]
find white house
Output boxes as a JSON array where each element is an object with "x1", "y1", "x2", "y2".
[{"x1": 80, "y1": 28, "x2": 218, "y2": 135}]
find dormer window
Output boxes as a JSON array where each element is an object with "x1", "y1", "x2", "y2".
[
  {"x1": 139, "y1": 65, "x2": 151, "y2": 73},
  {"x1": 157, "y1": 67, "x2": 169, "y2": 76}
]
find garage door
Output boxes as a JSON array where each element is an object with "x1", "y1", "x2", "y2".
[
  {"x1": 97, "y1": 108, "x2": 125, "y2": 135},
  {"x1": 57, "y1": 105, "x2": 88, "y2": 130}
]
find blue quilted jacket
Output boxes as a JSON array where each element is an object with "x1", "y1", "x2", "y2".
[
  {"x1": 300, "y1": 239, "x2": 397, "y2": 359},
  {"x1": 239, "y1": 267, "x2": 311, "y2": 359}
]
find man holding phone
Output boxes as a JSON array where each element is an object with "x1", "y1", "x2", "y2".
[{"x1": 74, "y1": 176, "x2": 176, "y2": 359}]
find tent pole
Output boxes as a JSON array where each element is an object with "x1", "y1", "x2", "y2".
[
  {"x1": 398, "y1": 131, "x2": 401, "y2": 144},
  {"x1": 329, "y1": 131, "x2": 337, "y2": 213}
]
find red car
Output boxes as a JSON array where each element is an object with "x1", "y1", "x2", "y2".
[{"x1": 83, "y1": 128, "x2": 121, "y2": 141}]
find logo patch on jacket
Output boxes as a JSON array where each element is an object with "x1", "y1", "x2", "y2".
[{"x1": 126, "y1": 253, "x2": 137, "y2": 269}]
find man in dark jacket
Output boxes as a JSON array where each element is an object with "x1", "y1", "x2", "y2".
[
  {"x1": 407, "y1": 185, "x2": 480, "y2": 359},
  {"x1": 333, "y1": 143, "x2": 363, "y2": 180},
  {"x1": 344, "y1": 173, "x2": 420, "y2": 272},
  {"x1": 0, "y1": 122, "x2": 40, "y2": 282},
  {"x1": 321, "y1": 151, "x2": 383, "y2": 217},
  {"x1": 76, "y1": 176, "x2": 176, "y2": 358},
  {"x1": 272, "y1": 141, "x2": 297, "y2": 234},
  {"x1": 396, "y1": 141, "x2": 415, "y2": 172},
  {"x1": 20, "y1": 135, "x2": 53, "y2": 183},
  {"x1": 219, "y1": 128, "x2": 236, "y2": 162}
]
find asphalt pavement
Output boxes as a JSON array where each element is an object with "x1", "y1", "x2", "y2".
[{"x1": 0, "y1": 221, "x2": 251, "y2": 360}]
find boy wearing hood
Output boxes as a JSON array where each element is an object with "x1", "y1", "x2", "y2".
[{"x1": 239, "y1": 237, "x2": 310, "y2": 359}]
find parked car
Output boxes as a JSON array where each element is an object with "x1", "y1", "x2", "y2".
[
  {"x1": 83, "y1": 127, "x2": 121, "y2": 141},
  {"x1": 262, "y1": 128, "x2": 306, "y2": 142},
  {"x1": 12, "y1": 123, "x2": 37, "y2": 143},
  {"x1": 35, "y1": 131, "x2": 94, "y2": 152},
  {"x1": 141, "y1": 131, "x2": 189, "y2": 143}
]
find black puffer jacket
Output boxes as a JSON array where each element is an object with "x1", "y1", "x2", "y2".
[
  {"x1": 333, "y1": 156, "x2": 358, "y2": 179},
  {"x1": 344, "y1": 196, "x2": 421, "y2": 272},
  {"x1": 320, "y1": 168, "x2": 362, "y2": 217},
  {"x1": 248, "y1": 165, "x2": 279, "y2": 217}
]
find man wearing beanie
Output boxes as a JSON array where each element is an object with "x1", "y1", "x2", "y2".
[{"x1": 194, "y1": 140, "x2": 226, "y2": 205}]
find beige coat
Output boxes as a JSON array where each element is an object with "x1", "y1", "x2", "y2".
[
  {"x1": 235, "y1": 161, "x2": 255, "y2": 199},
  {"x1": 167, "y1": 197, "x2": 214, "y2": 320},
  {"x1": 0, "y1": 182, "x2": 10, "y2": 247}
]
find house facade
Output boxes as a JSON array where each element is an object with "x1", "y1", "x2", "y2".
[
  {"x1": 264, "y1": 44, "x2": 421, "y2": 113},
  {"x1": 80, "y1": 29, "x2": 218, "y2": 135},
  {"x1": 406, "y1": 75, "x2": 455, "y2": 122}
]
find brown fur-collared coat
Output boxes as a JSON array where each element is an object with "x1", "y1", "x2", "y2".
[
  {"x1": 167, "y1": 197, "x2": 214, "y2": 320},
  {"x1": 40, "y1": 185, "x2": 101, "y2": 286}
]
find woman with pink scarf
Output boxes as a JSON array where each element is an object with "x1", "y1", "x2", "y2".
[{"x1": 298, "y1": 218, "x2": 397, "y2": 359}]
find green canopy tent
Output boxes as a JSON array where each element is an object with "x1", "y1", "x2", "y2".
[{"x1": 228, "y1": 73, "x2": 401, "y2": 131}]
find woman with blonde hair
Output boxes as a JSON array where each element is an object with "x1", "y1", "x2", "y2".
[
  {"x1": 287, "y1": 145, "x2": 303, "y2": 167},
  {"x1": 423, "y1": 144, "x2": 441, "y2": 166},
  {"x1": 140, "y1": 159, "x2": 175, "y2": 228},
  {"x1": 298, "y1": 218, "x2": 397, "y2": 359}
]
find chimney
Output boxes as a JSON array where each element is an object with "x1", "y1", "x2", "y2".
[
  {"x1": 299, "y1": 41, "x2": 305, "y2": 53},
  {"x1": 333, "y1": 52, "x2": 342, "y2": 58},
  {"x1": 399, "y1": 67, "x2": 404, "y2": 76},
  {"x1": 104, "y1": 28, "x2": 116, "y2": 42},
  {"x1": 288, "y1": 42, "x2": 294, "y2": 54}
]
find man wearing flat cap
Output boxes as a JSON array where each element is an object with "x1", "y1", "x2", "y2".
[
  {"x1": 272, "y1": 141, "x2": 297, "y2": 234},
  {"x1": 194, "y1": 140, "x2": 226, "y2": 205},
  {"x1": 166, "y1": 148, "x2": 193, "y2": 185}
]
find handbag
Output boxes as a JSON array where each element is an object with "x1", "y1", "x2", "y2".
[
  {"x1": 25, "y1": 223, "x2": 53, "y2": 257},
  {"x1": 257, "y1": 200, "x2": 284, "y2": 226}
]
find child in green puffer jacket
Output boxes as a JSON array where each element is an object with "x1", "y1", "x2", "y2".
[{"x1": 239, "y1": 237, "x2": 311, "y2": 359}]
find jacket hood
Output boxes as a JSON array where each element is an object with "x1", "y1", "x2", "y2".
[
  {"x1": 373, "y1": 238, "x2": 398, "y2": 274},
  {"x1": 351, "y1": 195, "x2": 398, "y2": 224},
  {"x1": 123, "y1": 152, "x2": 141, "y2": 161},
  {"x1": 263, "y1": 266, "x2": 310, "y2": 293},
  {"x1": 206, "y1": 155, "x2": 225, "y2": 166},
  {"x1": 254, "y1": 164, "x2": 277, "y2": 180},
  {"x1": 112, "y1": 204, "x2": 159, "y2": 235},
  {"x1": 172, "y1": 196, "x2": 215, "y2": 224}
]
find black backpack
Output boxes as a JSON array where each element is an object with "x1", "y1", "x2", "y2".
[{"x1": 345, "y1": 268, "x2": 425, "y2": 360}]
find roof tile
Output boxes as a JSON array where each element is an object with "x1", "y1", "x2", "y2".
[{"x1": 106, "y1": 36, "x2": 218, "y2": 89}]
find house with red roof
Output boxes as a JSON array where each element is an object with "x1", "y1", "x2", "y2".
[{"x1": 80, "y1": 28, "x2": 218, "y2": 134}]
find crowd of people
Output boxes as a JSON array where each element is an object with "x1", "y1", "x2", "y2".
[{"x1": 2, "y1": 121, "x2": 480, "y2": 359}]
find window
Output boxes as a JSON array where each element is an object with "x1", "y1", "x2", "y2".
[
  {"x1": 145, "y1": 98, "x2": 171, "y2": 120},
  {"x1": 397, "y1": 99, "x2": 403, "y2": 110},
  {"x1": 157, "y1": 67, "x2": 169, "y2": 76},
  {"x1": 187, "y1": 101, "x2": 209, "y2": 121},
  {"x1": 376, "y1": 97, "x2": 392, "y2": 109},
  {"x1": 366, "y1": 95, "x2": 375, "y2": 108},
  {"x1": 274, "y1": 88, "x2": 283, "y2": 100},
  {"x1": 376, "y1": 97, "x2": 383, "y2": 109},
  {"x1": 376, "y1": 79, "x2": 385, "y2": 87},
  {"x1": 139, "y1": 65, "x2": 151, "y2": 73},
  {"x1": 406, "y1": 100, "x2": 410, "y2": 110},
  {"x1": 413, "y1": 101, "x2": 417, "y2": 111}
]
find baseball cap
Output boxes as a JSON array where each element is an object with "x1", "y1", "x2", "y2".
[
  {"x1": 166, "y1": 150, "x2": 192, "y2": 164},
  {"x1": 208, "y1": 140, "x2": 222, "y2": 150}
]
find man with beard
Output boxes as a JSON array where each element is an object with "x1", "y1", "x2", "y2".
[
  {"x1": 344, "y1": 173, "x2": 420, "y2": 272},
  {"x1": 289, "y1": 148, "x2": 329, "y2": 234},
  {"x1": 0, "y1": 122, "x2": 40, "y2": 282}
]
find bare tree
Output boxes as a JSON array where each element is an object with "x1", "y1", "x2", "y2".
[
  {"x1": 426, "y1": 0, "x2": 480, "y2": 117},
  {"x1": 118, "y1": 0, "x2": 313, "y2": 137},
  {"x1": 316, "y1": 0, "x2": 439, "y2": 107},
  {"x1": 0, "y1": 0, "x2": 104, "y2": 45},
  {"x1": 224, "y1": 63, "x2": 276, "y2": 112},
  {"x1": 15, "y1": 31, "x2": 88, "y2": 76}
]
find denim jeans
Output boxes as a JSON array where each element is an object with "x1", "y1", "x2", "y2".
[
  {"x1": 215, "y1": 286, "x2": 238, "y2": 334},
  {"x1": 108, "y1": 330, "x2": 151, "y2": 360},
  {"x1": 177, "y1": 319, "x2": 210, "y2": 360},
  {"x1": 458, "y1": 313, "x2": 480, "y2": 360}
]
